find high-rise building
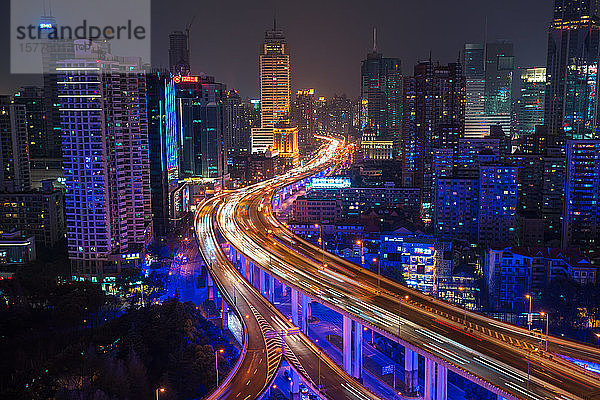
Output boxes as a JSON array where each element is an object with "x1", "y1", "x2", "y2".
[
  {"x1": 327, "y1": 94, "x2": 353, "y2": 140},
  {"x1": 176, "y1": 74, "x2": 228, "y2": 182},
  {"x1": 58, "y1": 41, "x2": 152, "y2": 278},
  {"x1": 478, "y1": 164, "x2": 518, "y2": 246},
  {"x1": 545, "y1": 0, "x2": 600, "y2": 139},
  {"x1": 225, "y1": 90, "x2": 255, "y2": 158},
  {"x1": 146, "y1": 70, "x2": 181, "y2": 237},
  {"x1": 360, "y1": 45, "x2": 402, "y2": 157},
  {"x1": 463, "y1": 44, "x2": 486, "y2": 138},
  {"x1": 434, "y1": 175, "x2": 480, "y2": 242},
  {"x1": 516, "y1": 68, "x2": 546, "y2": 143},
  {"x1": 291, "y1": 89, "x2": 316, "y2": 156},
  {"x1": 169, "y1": 31, "x2": 191, "y2": 76},
  {"x1": 484, "y1": 41, "x2": 514, "y2": 138},
  {"x1": 563, "y1": 140, "x2": 600, "y2": 251},
  {"x1": 0, "y1": 96, "x2": 30, "y2": 192},
  {"x1": 13, "y1": 87, "x2": 47, "y2": 159},
  {"x1": 259, "y1": 21, "x2": 290, "y2": 128}
]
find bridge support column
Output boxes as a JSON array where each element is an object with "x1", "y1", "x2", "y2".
[
  {"x1": 230, "y1": 247, "x2": 236, "y2": 267},
  {"x1": 240, "y1": 256, "x2": 247, "y2": 279},
  {"x1": 301, "y1": 294, "x2": 309, "y2": 334},
  {"x1": 207, "y1": 275, "x2": 214, "y2": 301},
  {"x1": 424, "y1": 357, "x2": 435, "y2": 400},
  {"x1": 291, "y1": 289, "x2": 299, "y2": 326},
  {"x1": 282, "y1": 282, "x2": 287, "y2": 297},
  {"x1": 404, "y1": 348, "x2": 418, "y2": 393},
  {"x1": 259, "y1": 269, "x2": 266, "y2": 297},
  {"x1": 269, "y1": 275, "x2": 275, "y2": 303},
  {"x1": 221, "y1": 301, "x2": 229, "y2": 330},
  {"x1": 436, "y1": 364, "x2": 447, "y2": 400},
  {"x1": 290, "y1": 368, "x2": 300, "y2": 400},
  {"x1": 343, "y1": 316, "x2": 352, "y2": 374},
  {"x1": 353, "y1": 321, "x2": 363, "y2": 380}
]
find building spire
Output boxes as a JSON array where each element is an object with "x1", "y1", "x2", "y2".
[
  {"x1": 273, "y1": 10, "x2": 277, "y2": 30},
  {"x1": 373, "y1": 27, "x2": 377, "y2": 52}
]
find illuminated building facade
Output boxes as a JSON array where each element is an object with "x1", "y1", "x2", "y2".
[
  {"x1": 259, "y1": 21, "x2": 290, "y2": 128},
  {"x1": 484, "y1": 41, "x2": 514, "y2": 138},
  {"x1": 176, "y1": 74, "x2": 228, "y2": 181},
  {"x1": 59, "y1": 41, "x2": 152, "y2": 278},
  {"x1": 516, "y1": 67, "x2": 546, "y2": 142},
  {"x1": 562, "y1": 140, "x2": 600, "y2": 251},
  {"x1": 545, "y1": 0, "x2": 600, "y2": 139},
  {"x1": 0, "y1": 96, "x2": 30, "y2": 192},
  {"x1": 273, "y1": 126, "x2": 299, "y2": 165},
  {"x1": 147, "y1": 71, "x2": 180, "y2": 237},
  {"x1": 360, "y1": 49, "x2": 402, "y2": 158},
  {"x1": 434, "y1": 176, "x2": 479, "y2": 242},
  {"x1": 463, "y1": 44, "x2": 486, "y2": 138},
  {"x1": 291, "y1": 89, "x2": 316, "y2": 156}
]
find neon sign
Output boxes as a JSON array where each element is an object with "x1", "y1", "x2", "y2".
[{"x1": 173, "y1": 76, "x2": 199, "y2": 84}]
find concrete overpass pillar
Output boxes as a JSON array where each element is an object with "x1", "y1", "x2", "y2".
[
  {"x1": 352, "y1": 321, "x2": 363, "y2": 380},
  {"x1": 207, "y1": 275, "x2": 214, "y2": 301},
  {"x1": 269, "y1": 275, "x2": 275, "y2": 303},
  {"x1": 404, "y1": 348, "x2": 418, "y2": 393},
  {"x1": 290, "y1": 368, "x2": 300, "y2": 400},
  {"x1": 436, "y1": 364, "x2": 447, "y2": 400},
  {"x1": 230, "y1": 247, "x2": 236, "y2": 267},
  {"x1": 291, "y1": 289, "x2": 299, "y2": 326},
  {"x1": 343, "y1": 316, "x2": 352, "y2": 374},
  {"x1": 282, "y1": 282, "x2": 287, "y2": 297},
  {"x1": 221, "y1": 301, "x2": 229, "y2": 330},
  {"x1": 240, "y1": 256, "x2": 247, "y2": 279},
  {"x1": 301, "y1": 294, "x2": 309, "y2": 334},
  {"x1": 259, "y1": 269, "x2": 266, "y2": 297},
  {"x1": 424, "y1": 358, "x2": 435, "y2": 400}
]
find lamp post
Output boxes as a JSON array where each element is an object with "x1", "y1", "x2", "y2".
[
  {"x1": 596, "y1": 333, "x2": 600, "y2": 348},
  {"x1": 155, "y1": 388, "x2": 165, "y2": 400},
  {"x1": 373, "y1": 257, "x2": 380, "y2": 290},
  {"x1": 316, "y1": 339, "x2": 322, "y2": 389},
  {"x1": 356, "y1": 239, "x2": 364, "y2": 268},
  {"x1": 540, "y1": 312, "x2": 549, "y2": 351},
  {"x1": 215, "y1": 348, "x2": 224, "y2": 387},
  {"x1": 315, "y1": 224, "x2": 325, "y2": 267},
  {"x1": 458, "y1": 286, "x2": 467, "y2": 325},
  {"x1": 525, "y1": 294, "x2": 532, "y2": 331}
]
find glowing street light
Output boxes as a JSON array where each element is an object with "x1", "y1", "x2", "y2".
[
  {"x1": 215, "y1": 348, "x2": 224, "y2": 387},
  {"x1": 540, "y1": 311, "x2": 549, "y2": 351},
  {"x1": 155, "y1": 387, "x2": 165, "y2": 400},
  {"x1": 525, "y1": 294, "x2": 532, "y2": 331}
]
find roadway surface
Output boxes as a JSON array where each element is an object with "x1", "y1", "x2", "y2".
[
  {"x1": 196, "y1": 195, "x2": 385, "y2": 400},
  {"x1": 216, "y1": 137, "x2": 600, "y2": 400}
]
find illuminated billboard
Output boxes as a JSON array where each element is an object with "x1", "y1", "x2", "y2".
[{"x1": 310, "y1": 177, "x2": 351, "y2": 189}]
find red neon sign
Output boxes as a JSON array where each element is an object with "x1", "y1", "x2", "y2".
[{"x1": 174, "y1": 76, "x2": 199, "y2": 84}]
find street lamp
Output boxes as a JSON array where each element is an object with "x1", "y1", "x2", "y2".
[
  {"x1": 315, "y1": 339, "x2": 322, "y2": 389},
  {"x1": 595, "y1": 333, "x2": 600, "y2": 348},
  {"x1": 315, "y1": 224, "x2": 325, "y2": 267},
  {"x1": 525, "y1": 294, "x2": 532, "y2": 331},
  {"x1": 373, "y1": 257, "x2": 380, "y2": 290},
  {"x1": 540, "y1": 311, "x2": 549, "y2": 351},
  {"x1": 458, "y1": 287, "x2": 467, "y2": 325},
  {"x1": 356, "y1": 239, "x2": 364, "y2": 268},
  {"x1": 155, "y1": 387, "x2": 165, "y2": 400},
  {"x1": 399, "y1": 295, "x2": 409, "y2": 339},
  {"x1": 215, "y1": 348, "x2": 224, "y2": 387}
]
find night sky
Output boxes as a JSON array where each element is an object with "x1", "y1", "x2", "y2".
[{"x1": 0, "y1": 0, "x2": 552, "y2": 99}]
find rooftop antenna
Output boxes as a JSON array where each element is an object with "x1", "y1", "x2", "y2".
[
  {"x1": 185, "y1": 16, "x2": 196, "y2": 73},
  {"x1": 373, "y1": 27, "x2": 377, "y2": 52},
  {"x1": 483, "y1": 16, "x2": 488, "y2": 70}
]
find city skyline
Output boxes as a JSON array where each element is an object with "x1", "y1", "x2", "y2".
[{"x1": 0, "y1": 0, "x2": 552, "y2": 98}]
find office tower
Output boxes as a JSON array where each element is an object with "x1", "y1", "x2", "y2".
[
  {"x1": 484, "y1": 41, "x2": 514, "y2": 138},
  {"x1": 251, "y1": 21, "x2": 295, "y2": 161},
  {"x1": 58, "y1": 41, "x2": 152, "y2": 278},
  {"x1": 545, "y1": 1, "x2": 600, "y2": 139},
  {"x1": 225, "y1": 90, "x2": 254, "y2": 158},
  {"x1": 327, "y1": 94, "x2": 353, "y2": 139},
  {"x1": 259, "y1": 21, "x2": 290, "y2": 128},
  {"x1": 413, "y1": 60, "x2": 464, "y2": 207},
  {"x1": 169, "y1": 31, "x2": 191, "y2": 76},
  {"x1": 147, "y1": 71, "x2": 181, "y2": 237},
  {"x1": 478, "y1": 164, "x2": 518, "y2": 246},
  {"x1": 273, "y1": 126, "x2": 299, "y2": 164},
  {"x1": 360, "y1": 44, "x2": 402, "y2": 157},
  {"x1": 176, "y1": 74, "x2": 228, "y2": 181},
  {"x1": 0, "y1": 96, "x2": 30, "y2": 192},
  {"x1": 563, "y1": 140, "x2": 600, "y2": 251},
  {"x1": 542, "y1": 147, "x2": 566, "y2": 246},
  {"x1": 457, "y1": 138, "x2": 501, "y2": 169},
  {"x1": 434, "y1": 175, "x2": 479, "y2": 242},
  {"x1": 13, "y1": 87, "x2": 46, "y2": 159},
  {"x1": 402, "y1": 76, "x2": 418, "y2": 186},
  {"x1": 291, "y1": 89, "x2": 316, "y2": 156},
  {"x1": 463, "y1": 44, "x2": 486, "y2": 138},
  {"x1": 516, "y1": 68, "x2": 546, "y2": 143}
]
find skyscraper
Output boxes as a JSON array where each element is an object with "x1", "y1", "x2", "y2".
[
  {"x1": 463, "y1": 44, "x2": 486, "y2": 138},
  {"x1": 478, "y1": 164, "x2": 518, "y2": 246},
  {"x1": 59, "y1": 41, "x2": 152, "y2": 279},
  {"x1": 147, "y1": 70, "x2": 180, "y2": 237},
  {"x1": 0, "y1": 96, "x2": 30, "y2": 192},
  {"x1": 545, "y1": 0, "x2": 600, "y2": 139},
  {"x1": 516, "y1": 67, "x2": 546, "y2": 146},
  {"x1": 259, "y1": 21, "x2": 290, "y2": 129},
  {"x1": 176, "y1": 74, "x2": 228, "y2": 181},
  {"x1": 169, "y1": 31, "x2": 191, "y2": 76},
  {"x1": 225, "y1": 90, "x2": 255, "y2": 157},
  {"x1": 13, "y1": 87, "x2": 47, "y2": 159},
  {"x1": 484, "y1": 41, "x2": 514, "y2": 138},
  {"x1": 291, "y1": 89, "x2": 316, "y2": 156},
  {"x1": 360, "y1": 41, "x2": 402, "y2": 157}
]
